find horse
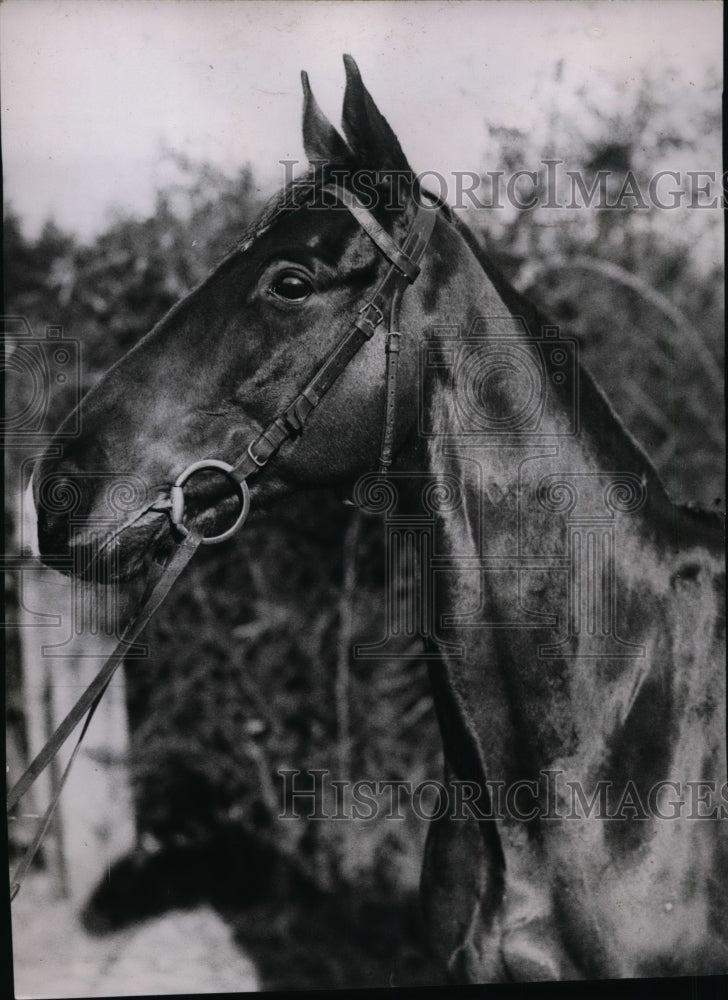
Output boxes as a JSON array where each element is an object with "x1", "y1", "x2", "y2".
[{"x1": 33, "y1": 55, "x2": 726, "y2": 982}]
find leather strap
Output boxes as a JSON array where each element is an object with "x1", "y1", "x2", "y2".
[
  {"x1": 233, "y1": 187, "x2": 437, "y2": 483},
  {"x1": 7, "y1": 531, "x2": 202, "y2": 898},
  {"x1": 379, "y1": 328, "x2": 402, "y2": 473},
  {"x1": 332, "y1": 186, "x2": 422, "y2": 281}
]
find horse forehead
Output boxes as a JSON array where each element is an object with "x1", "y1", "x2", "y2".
[
  {"x1": 302, "y1": 230, "x2": 327, "y2": 251},
  {"x1": 246, "y1": 200, "x2": 387, "y2": 266}
]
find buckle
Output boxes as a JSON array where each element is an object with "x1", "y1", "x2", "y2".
[
  {"x1": 355, "y1": 301, "x2": 385, "y2": 337},
  {"x1": 247, "y1": 441, "x2": 268, "y2": 468},
  {"x1": 385, "y1": 331, "x2": 402, "y2": 353}
]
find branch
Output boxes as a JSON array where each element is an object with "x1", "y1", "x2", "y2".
[{"x1": 517, "y1": 255, "x2": 723, "y2": 398}]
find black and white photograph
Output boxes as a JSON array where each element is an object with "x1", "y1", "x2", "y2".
[{"x1": 3, "y1": 0, "x2": 725, "y2": 994}]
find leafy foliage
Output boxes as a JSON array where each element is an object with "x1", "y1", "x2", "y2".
[{"x1": 477, "y1": 64, "x2": 724, "y2": 502}]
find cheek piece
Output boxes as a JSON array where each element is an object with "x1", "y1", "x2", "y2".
[{"x1": 169, "y1": 184, "x2": 438, "y2": 544}]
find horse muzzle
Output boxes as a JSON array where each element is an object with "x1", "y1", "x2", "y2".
[{"x1": 33, "y1": 454, "x2": 169, "y2": 580}]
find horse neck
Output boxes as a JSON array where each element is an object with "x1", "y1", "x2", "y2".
[
  {"x1": 395, "y1": 230, "x2": 723, "y2": 784},
  {"x1": 412, "y1": 222, "x2": 686, "y2": 563}
]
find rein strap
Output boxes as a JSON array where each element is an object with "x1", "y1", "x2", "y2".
[{"x1": 7, "y1": 532, "x2": 202, "y2": 898}]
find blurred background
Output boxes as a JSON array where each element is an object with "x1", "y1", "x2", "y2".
[{"x1": 4, "y1": 0, "x2": 723, "y2": 993}]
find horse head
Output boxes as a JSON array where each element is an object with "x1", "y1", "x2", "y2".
[{"x1": 34, "y1": 56, "x2": 479, "y2": 579}]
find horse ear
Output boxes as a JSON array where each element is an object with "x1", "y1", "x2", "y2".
[
  {"x1": 341, "y1": 54, "x2": 411, "y2": 175},
  {"x1": 301, "y1": 70, "x2": 352, "y2": 166}
]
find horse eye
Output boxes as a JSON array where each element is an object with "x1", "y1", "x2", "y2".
[{"x1": 268, "y1": 272, "x2": 313, "y2": 302}]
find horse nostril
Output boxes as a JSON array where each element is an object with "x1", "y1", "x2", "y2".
[
  {"x1": 34, "y1": 463, "x2": 92, "y2": 561},
  {"x1": 36, "y1": 493, "x2": 71, "y2": 560}
]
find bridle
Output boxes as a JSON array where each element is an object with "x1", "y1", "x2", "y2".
[
  {"x1": 7, "y1": 183, "x2": 439, "y2": 899},
  {"x1": 170, "y1": 183, "x2": 439, "y2": 544}
]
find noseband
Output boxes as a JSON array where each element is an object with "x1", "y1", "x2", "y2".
[
  {"x1": 170, "y1": 184, "x2": 439, "y2": 543},
  {"x1": 8, "y1": 185, "x2": 438, "y2": 898}
]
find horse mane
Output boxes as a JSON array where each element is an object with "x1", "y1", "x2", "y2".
[{"x1": 449, "y1": 213, "x2": 724, "y2": 543}]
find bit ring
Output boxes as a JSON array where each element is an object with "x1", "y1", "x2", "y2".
[{"x1": 170, "y1": 459, "x2": 250, "y2": 544}]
